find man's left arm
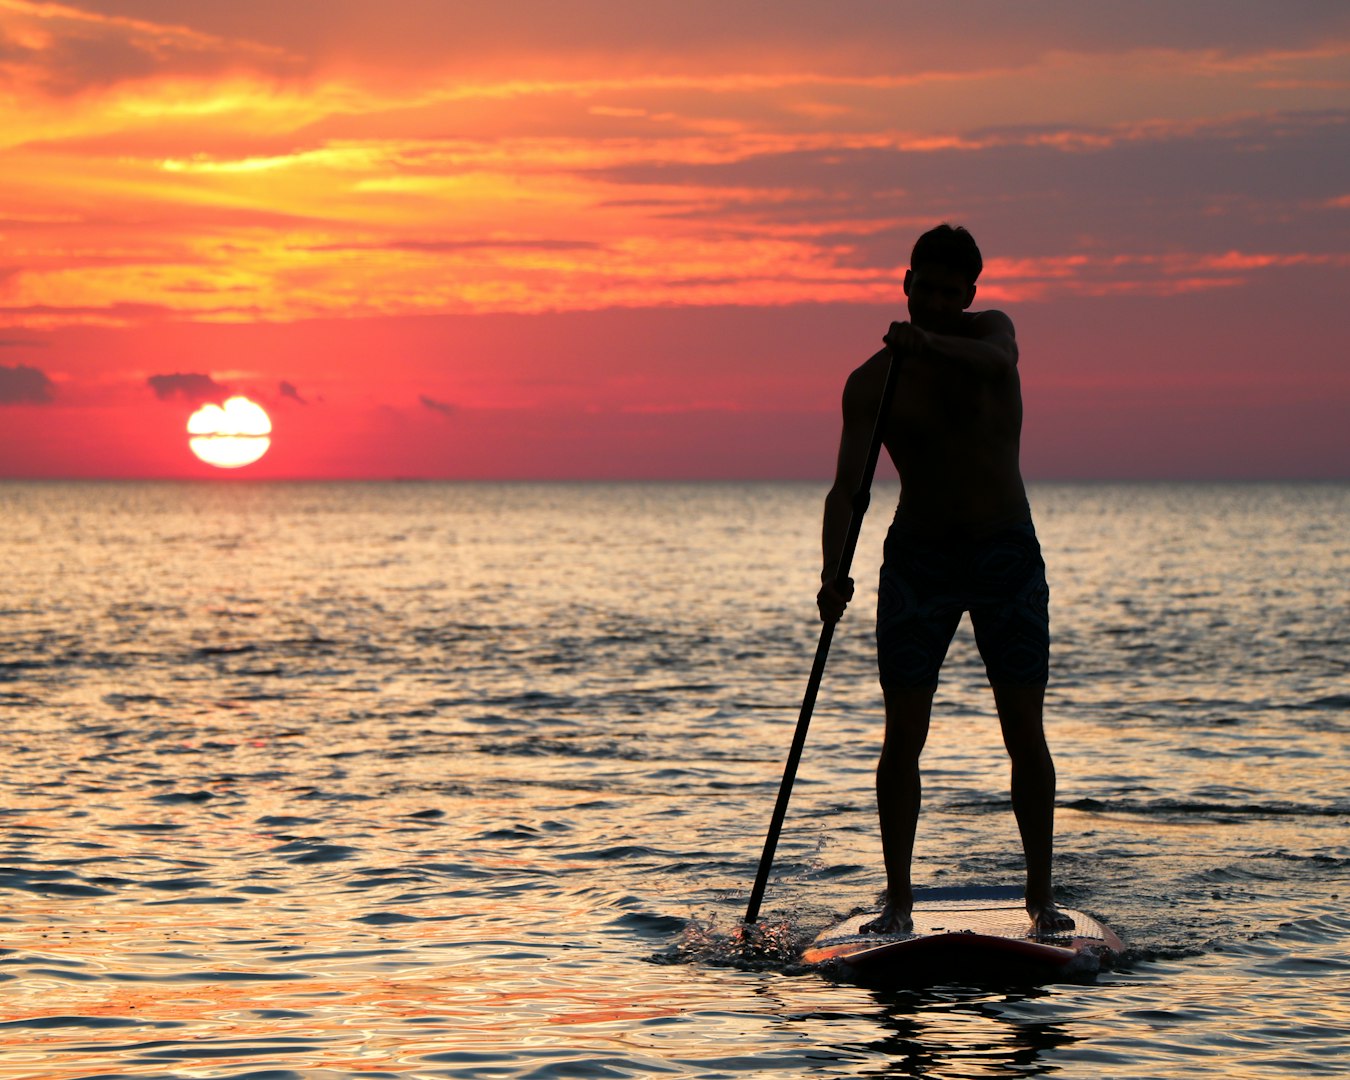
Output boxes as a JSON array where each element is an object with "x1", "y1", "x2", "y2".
[{"x1": 886, "y1": 311, "x2": 1018, "y2": 378}]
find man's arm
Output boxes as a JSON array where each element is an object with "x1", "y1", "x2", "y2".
[
  {"x1": 886, "y1": 310, "x2": 1018, "y2": 379},
  {"x1": 817, "y1": 353, "x2": 885, "y2": 622}
]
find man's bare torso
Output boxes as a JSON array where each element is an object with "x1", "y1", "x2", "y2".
[{"x1": 860, "y1": 310, "x2": 1028, "y2": 533}]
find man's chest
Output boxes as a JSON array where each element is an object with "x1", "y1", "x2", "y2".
[{"x1": 890, "y1": 365, "x2": 1016, "y2": 434}]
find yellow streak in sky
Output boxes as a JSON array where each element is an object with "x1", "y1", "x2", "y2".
[{"x1": 160, "y1": 146, "x2": 386, "y2": 174}]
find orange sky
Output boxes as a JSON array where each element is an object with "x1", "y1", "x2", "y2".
[{"x1": 1, "y1": 0, "x2": 1348, "y2": 478}]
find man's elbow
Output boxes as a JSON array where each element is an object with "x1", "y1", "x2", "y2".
[
  {"x1": 824, "y1": 483, "x2": 853, "y2": 508},
  {"x1": 975, "y1": 331, "x2": 1017, "y2": 371},
  {"x1": 975, "y1": 341, "x2": 1017, "y2": 377}
]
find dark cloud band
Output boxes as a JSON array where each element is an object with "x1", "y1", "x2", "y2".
[
  {"x1": 0, "y1": 364, "x2": 54, "y2": 404},
  {"x1": 147, "y1": 372, "x2": 226, "y2": 402}
]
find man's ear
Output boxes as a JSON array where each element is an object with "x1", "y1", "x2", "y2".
[
  {"x1": 963, "y1": 283, "x2": 977, "y2": 310},
  {"x1": 902, "y1": 269, "x2": 913, "y2": 296}
]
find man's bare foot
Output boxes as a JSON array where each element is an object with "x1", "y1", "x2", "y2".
[
  {"x1": 859, "y1": 895, "x2": 913, "y2": 935},
  {"x1": 1027, "y1": 898, "x2": 1076, "y2": 935}
]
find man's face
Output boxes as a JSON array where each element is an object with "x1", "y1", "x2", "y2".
[{"x1": 904, "y1": 265, "x2": 976, "y2": 333}]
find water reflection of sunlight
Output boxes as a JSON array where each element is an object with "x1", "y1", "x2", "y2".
[
  {"x1": 756, "y1": 971, "x2": 1091, "y2": 1079},
  {"x1": 0, "y1": 909, "x2": 711, "y2": 1073},
  {"x1": 859, "y1": 990, "x2": 1081, "y2": 1078}
]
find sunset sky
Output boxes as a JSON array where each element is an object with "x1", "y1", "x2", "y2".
[{"x1": 1, "y1": 0, "x2": 1347, "y2": 479}]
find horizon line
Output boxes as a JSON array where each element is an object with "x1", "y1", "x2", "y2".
[{"x1": 1, "y1": 475, "x2": 1346, "y2": 485}]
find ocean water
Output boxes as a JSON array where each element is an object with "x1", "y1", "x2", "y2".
[{"x1": 0, "y1": 479, "x2": 1346, "y2": 1079}]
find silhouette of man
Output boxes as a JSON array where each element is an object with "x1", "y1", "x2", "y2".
[{"x1": 817, "y1": 224, "x2": 1074, "y2": 934}]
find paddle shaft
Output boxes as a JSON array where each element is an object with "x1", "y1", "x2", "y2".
[{"x1": 743, "y1": 348, "x2": 902, "y2": 925}]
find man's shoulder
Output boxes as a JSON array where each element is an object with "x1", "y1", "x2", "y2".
[
  {"x1": 845, "y1": 347, "x2": 892, "y2": 390},
  {"x1": 840, "y1": 347, "x2": 891, "y2": 418},
  {"x1": 965, "y1": 308, "x2": 1016, "y2": 338}
]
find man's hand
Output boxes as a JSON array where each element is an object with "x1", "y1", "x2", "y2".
[
  {"x1": 883, "y1": 320, "x2": 930, "y2": 357},
  {"x1": 816, "y1": 574, "x2": 855, "y2": 623}
]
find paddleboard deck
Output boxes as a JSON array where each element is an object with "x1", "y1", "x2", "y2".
[{"x1": 803, "y1": 886, "x2": 1123, "y2": 984}]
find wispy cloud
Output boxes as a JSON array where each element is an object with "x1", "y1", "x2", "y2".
[
  {"x1": 0, "y1": 0, "x2": 297, "y2": 97},
  {"x1": 419, "y1": 394, "x2": 457, "y2": 419},
  {"x1": 304, "y1": 238, "x2": 604, "y2": 254},
  {"x1": 982, "y1": 251, "x2": 1350, "y2": 301},
  {"x1": 146, "y1": 372, "x2": 226, "y2": 402}
]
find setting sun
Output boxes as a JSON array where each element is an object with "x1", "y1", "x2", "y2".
[{"x1": 187, "y1": 396, "x2": 272, "y2": 469}]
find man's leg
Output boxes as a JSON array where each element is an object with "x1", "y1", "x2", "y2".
[
  {"x1": 861, "y1": 684, "x2": 935, "y2": 934},
  {"x1": 991, "y1": 683, "x2": 1074, "y2": 932}
]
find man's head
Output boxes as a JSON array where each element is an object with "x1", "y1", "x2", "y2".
[{"x1": 904, "y1": 224, "x2": 982, "y2": 332}]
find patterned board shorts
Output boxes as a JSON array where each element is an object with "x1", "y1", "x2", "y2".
[{"x1": 876, "y1": 515, "x2": 1050, "y2": 688}]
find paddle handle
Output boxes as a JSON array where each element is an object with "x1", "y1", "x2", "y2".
[{"x1": 743, "y1": 349, "x2": 901, "y2": 925}]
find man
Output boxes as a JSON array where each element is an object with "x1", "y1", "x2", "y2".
[{"x1": 816, "y1": 224, "x2": 1074, "y2": 934}]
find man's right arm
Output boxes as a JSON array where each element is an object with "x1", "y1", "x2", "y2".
[{"x1": 817, "y1": 353, "x2": 886, "y2": 622}]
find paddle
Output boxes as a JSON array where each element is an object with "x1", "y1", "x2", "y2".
[{"x1": 743, "y1": 347, "x2": 902, "y2": 925}]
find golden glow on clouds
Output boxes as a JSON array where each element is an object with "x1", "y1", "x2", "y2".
[{"x1": 0, "y1": 3, "x2": 1347, "y2": 330}]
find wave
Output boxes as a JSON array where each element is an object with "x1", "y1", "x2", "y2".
[
  {"x1": 1065, "y1": 797, "x2": 1350, "y2": 818},
  {"x1": 1295, "y1": 694, "x2": 1350, "y2": 710}
]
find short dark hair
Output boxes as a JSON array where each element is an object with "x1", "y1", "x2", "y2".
[{"x1": 910, "y1": 224, "x2": 982, "y2": 284}]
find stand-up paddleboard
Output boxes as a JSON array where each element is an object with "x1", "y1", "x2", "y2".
[{"x1": 803, "y1": 886, "x2": 1123, "y2": 984}]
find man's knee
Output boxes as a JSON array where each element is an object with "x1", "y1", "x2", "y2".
[
  {"x1": 991, "y1": 682, "x2": 1050, "y2": 758},
  {"x1": 880, "y1": 683, "x2": 935, "y2": 762}
]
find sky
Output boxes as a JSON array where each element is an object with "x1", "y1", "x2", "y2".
[{"x1": 1, "y1": 0, "x2": 1347, "y2": 480}]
